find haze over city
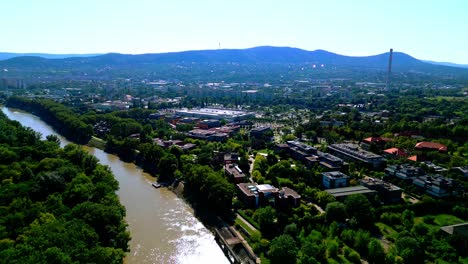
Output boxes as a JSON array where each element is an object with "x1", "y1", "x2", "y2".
[{"x1": 2, "y1": 0, "x2": 467, "y2": 64}]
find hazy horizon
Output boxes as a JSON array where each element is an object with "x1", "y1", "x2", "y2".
[{"x1": 2, "y1": 0, "x2": 467, "y2": 64}]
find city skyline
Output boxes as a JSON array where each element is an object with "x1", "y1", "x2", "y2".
[{"x1": 2, "y1": 0, "x2": 467, "y2": 64}]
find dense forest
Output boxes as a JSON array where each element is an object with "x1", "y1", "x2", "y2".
[
  {"x1": 6, "y1": 97, "x2": 93, "y2": 144},
  {"x1": 0, "y1": 111, "x2": 130, "y2": 263}
]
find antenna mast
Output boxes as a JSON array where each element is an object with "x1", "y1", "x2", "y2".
[{"x1": 386, "y1": 48, "x2": 393, "y2": 90}]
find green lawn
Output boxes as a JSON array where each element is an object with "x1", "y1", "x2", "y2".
[
  {"x1": 235, "y1": 216, "x2": 261, "y2": 237},
  {"x1": 237, "y1": 210, "x2": 261, "y2": 230},
  {"x1": 415, "y1": 213, "x2": 465, "y2": 233},
  {"x1": 434, "y1": 214, "x2": 464, "y2": 226}
]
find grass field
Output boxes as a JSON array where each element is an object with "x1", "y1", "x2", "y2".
[
  {"x1": 433, "y1": 214, "x2": 464, "y2": 226},
  {"x1": 235, "y1": 216, "x2": 261, "y2": 237}
]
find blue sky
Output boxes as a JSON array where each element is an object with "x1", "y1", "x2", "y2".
[{"x1": 2, "y1": 0, "x2": 467, "y2": 63}]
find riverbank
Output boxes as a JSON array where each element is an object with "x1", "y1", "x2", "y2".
[{"x1": 2, "y1": 106, "x2": 230, "y2": 264}]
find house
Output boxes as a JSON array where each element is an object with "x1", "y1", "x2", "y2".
[
  {"x1": 361, "y1": 137, "x2": 392, "y2": 150},
  {"x1": 322, "y1": 171, "x2": 351, "y2": 189},
  {"x1": 415, "y1": 141, "x2": 448, "y2": 152},
  {"x1": 407, "y1": 155, "x2": 423, "y2": 162},
  {"x1": 383, "y1": 147, "x2": 407, "y2": 158},
  {"x1": 225, "y1": 164, "x2": 246, "y2": 183},
  {"x1": 360, "y1": 177, "x2": 402, "y2": 203}
]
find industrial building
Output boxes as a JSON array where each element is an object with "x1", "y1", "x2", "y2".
[
  {"x1": 176, "y1": 108, "x2": 254, "y2": 121},
  {"x1": 325, "y1": 186, "x2": 377, "y2": 201},
  {"x1": 328, "y1": 143, "x2": 385, "y2": 169}
]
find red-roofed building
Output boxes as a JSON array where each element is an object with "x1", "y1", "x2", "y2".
[
  {"x1": 383, "y1": 148, "x2": 407, "y2": 158},
  {"x1": 363, "y1": 137, "x2": 392, "y2": 144},
  {"x1": 408, "y1": 155, "x2": 423, "y2": 162},
  {"x1": 361, "y1": 136, "x2": 392, "y2": 150},
  {"x1": 415, "y1": 142, "x2": 447, "y2": 152}
]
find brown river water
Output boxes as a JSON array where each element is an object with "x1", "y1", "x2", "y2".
[{"x1": 2, "y1": 107, "x2": 229, "y2": 264}]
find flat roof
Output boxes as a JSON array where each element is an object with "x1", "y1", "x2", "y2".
[
  {"x1": 177, "y1": 108, "x2": 252, "y2": 116},
  {"x1": 237, "y1": 183, "x2": 257, "y2": 197},
  {"x1": 326, "y1": 186, "x2": 376, "y2": 197},
  {"x1": 257, "y1": 184, "x2": 277, "y2": 192},
  {"x1": 440, "y1": 223, "x2": 468, "y2": 236},
  {"x1": 361, "y1": 177, "x2": 401, "y2": 191},
  {"x1": 323, "y1": 171, "x2": 350, "y2": 179},
  {"x1": 329, "y1": 143, "x2": 383, "y2": 159},
  {"x1": 225, "y1": 164, "x2": 244, "y2": 178},
  {"x1": 281, "y1": 187, "x2": 301, "y2": 199}
]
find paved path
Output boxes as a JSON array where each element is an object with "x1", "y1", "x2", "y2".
[
  {"x1": 309, "y1": 202, "x2": 325, "y2": 214},
  {"x1": 236, "y1": 213, "x2": 259, "y2": 233}
]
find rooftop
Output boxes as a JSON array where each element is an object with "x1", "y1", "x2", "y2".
[
  {"x1": 317, "y1": 151, "x2": 343, "y2": 162},
  {"x1": 384, "y1": 147, "x2": 407, "y2": 157},
  {"x1": 363, "y1": 137, "x2": 392, "y2": 144},
  {"x1": 225, "y1": 164, "x2": 244, "y2": 179},
  {"x1": 360, "y1": 176, "x2": 401, "y2": 191},
  {"x1": 329, "y1": 143, "x2": 383, "y2": 159},
  {"x1": 323, "y1": 171, "x2": 350, "y2": 179},
  {"x1": 279, "y1": 187, "x2": 301, "y2": 199},
  {"x1": 250, "y1": 126, "x2": 272, "y2": 132},
  {"x1": 287, "y1": 140, "x2": 316, "y2": 153},
  {"x1": 257, "y1": 184, "x2": 277, "y2": 192},
  {"x1": 440, "y1": 223, "x2": 468, "y2": 236},
  {"x1": 413, "y1": 174, "x2": 458, "y2": 187},
  {"x1": 325, "y1": 186, "x2": 377, "y2": 198},
  {"x1": 237, "y1": 183, "x2": 258, "y2": 197},
  {"x1": 415, "y1": 141, "x2": 448, "y2": 152}
]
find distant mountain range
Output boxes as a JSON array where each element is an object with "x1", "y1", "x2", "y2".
[
  {"x1": 0, "y1": 52, "x2": 103, "y2": 61},
  {"x1": 423, "y1": 60, "x2": 468, "y2": 69},
  {"x1": 1, "y1": 46, "x2": 467, "y2": 81}
]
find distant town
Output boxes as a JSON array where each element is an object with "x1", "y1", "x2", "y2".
[{"x1": 1, "y1": 48, "x2": 467, "y2": 264}]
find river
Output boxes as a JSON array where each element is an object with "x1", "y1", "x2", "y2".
[{"x1": 2, "y1": 107, "x2": 229, "y2": 264}]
